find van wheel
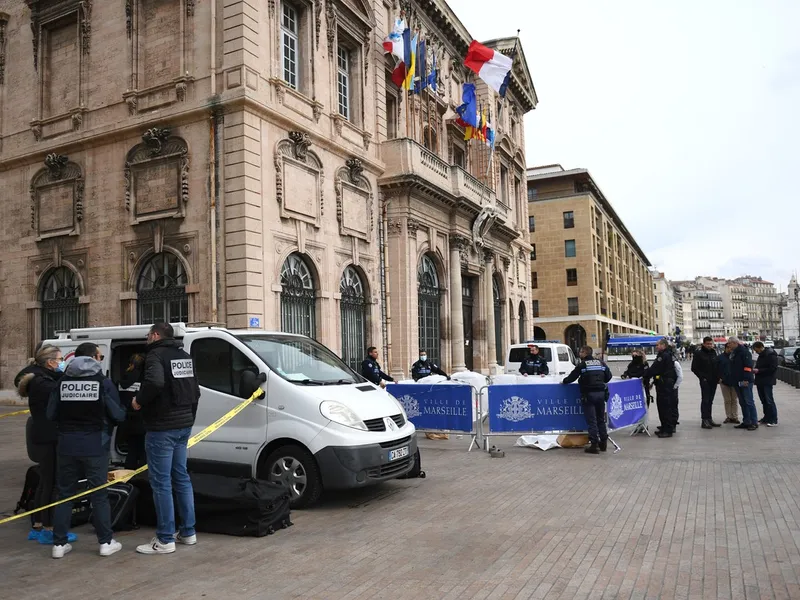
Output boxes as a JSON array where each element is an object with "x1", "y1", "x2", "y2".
[{"x1": 263, "y1": 445, "x2": 322, "y2": 509}]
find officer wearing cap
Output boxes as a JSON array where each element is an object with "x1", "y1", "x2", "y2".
[
  {"x1": 519, "y1": 345, "x2": 549, "y2": 376},
  {"x1": 361, "y1": 346, "x2": 394, "y2": 388},
  {"x1": 561, "y1": 345, "x2": 612, "y2": 454}
]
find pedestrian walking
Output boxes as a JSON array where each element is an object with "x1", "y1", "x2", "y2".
[
  {"x1": 753, "y1": 341, "x2": 778, "y2": 427},
  {"x1": 642, "y1": 339, "x2": 678, "y2": 438},
  {"x1": 361, "y1": 346, "x2": 394, "y2": 388},
  {"x1": 691, "y1": 336, "x2": 721, "y2": 429},
  {"x1": 561, "y1": 345, "x2": 612, "y2": 454},
  {"x1": 729, "y1": 337, "x2": 758, "y2": 430},
  {"x1": 132, "y1": 322, "x2": 201, "y2": 555},
  {"x1": 47, "y1": 342, "x2": 126, "y2": 558},
  {"x1": 716, "y1": 342, "x2": 740, "y2": 424},
  {"x1": 16, "y1": 344, "x2": 71, "y2": 544}
]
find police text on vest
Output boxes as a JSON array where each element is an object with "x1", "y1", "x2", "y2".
[
  {"x1": 61, "y1": 381, "x2": 101, "y2": 401},
  {"x1": 171, "y1": 359, "x2": 195, "y2": 378}
]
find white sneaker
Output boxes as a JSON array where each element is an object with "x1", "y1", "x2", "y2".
[
  {"x1": 136, "y1": 537, "x2": 176, "y2": 555},
  {"x1": 767, "y1": 423, "x2": 778, "y2": 427},
  {"x1": 176, "y1": 533, "x2": 197, "y2": 545},
  {"x1": 52, "y1": 543, "x2": 72, "y2": 559},
  {"x1": 99, "y1": 540, "x2": 122, "y2": 556}
]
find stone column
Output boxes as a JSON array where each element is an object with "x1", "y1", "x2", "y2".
[
  {"x1": 449, "y1": 236, "x2": 467, "y2": 372},
  {"x1": 484, "y1": 250, "x2": 498, "y2": 374}
]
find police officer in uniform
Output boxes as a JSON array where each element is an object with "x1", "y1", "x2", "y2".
[
  {"x1": 47, "y1": 342, "x2": 126, "y2": 559},
  {"x1": 411, "y1": 350, "x2": 449, "y2": 382},
  {"x1": 642, "y1": 338, "x2": 677, "y2": 438},
  {"x1": 519, "y1": 345, "x2": 550, "y2": 376},
  {"x1": 132, "y1": 322, "x2": 201, "y2": 555},
  {"x1": 361, "y1": 346, "x2": 394, "y2": 388},
  {"x1": 561, "y1": 345, "x2": 612, "y2": 454}
]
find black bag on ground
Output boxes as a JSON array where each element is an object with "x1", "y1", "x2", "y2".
[
  {"x1": 69, "y1": 479, "x2": 92, "y2": 527},
  {"x1": 106, "y1": 482, "x2": 139, "y2": 531},
  {"x1": 398, "y1": 449, "x2": 426, "y2": 479},
  {"x1": 191, "y1": 474, "x2": 292, "y2": 537},
  {"x1": 16, "y1": 465, "x2": 39, "y2": 521}
]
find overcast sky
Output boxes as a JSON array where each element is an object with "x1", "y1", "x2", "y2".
[{"x1": 454, "y1": 0, "x2": 799, "y2": 290}]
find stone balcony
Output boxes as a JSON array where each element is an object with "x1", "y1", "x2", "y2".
[{"x1": 379, "y1": 137, "x2": 509, "y2": 221}]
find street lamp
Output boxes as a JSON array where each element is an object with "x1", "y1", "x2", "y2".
[{"x1": 795, "y1": 287, "x2": 800, "y2": 342}]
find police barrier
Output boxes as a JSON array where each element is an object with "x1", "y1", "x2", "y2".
[
  {"x1": 483, "y1": 379, "x2": 648, "y2": 450},
  {"x1": 386, "y1": 384, "x2": 475, "y2": 434}
]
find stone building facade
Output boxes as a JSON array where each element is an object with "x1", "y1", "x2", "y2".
[
  {"x1": 0, "y1": 0, "x2": 536, "y2": 389},
  {"x1": 526, "y1": 165, "x2": 656, "y2": 351}
]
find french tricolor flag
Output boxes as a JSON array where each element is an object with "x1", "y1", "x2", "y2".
[{"x1": 464, "y1": 41, "x2": 514, "y2": 97}]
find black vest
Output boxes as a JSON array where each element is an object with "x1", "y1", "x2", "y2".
[
  {"x1": 57, "y1": 373, "x2": 106, "y2": 432},
  {"x1": 159, "y1": 346, "x2": 198, "y2": 407}
]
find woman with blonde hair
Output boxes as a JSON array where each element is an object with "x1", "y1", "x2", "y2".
[{"x1": 16, "y1": 344, "x2": 77, "y2": 545}]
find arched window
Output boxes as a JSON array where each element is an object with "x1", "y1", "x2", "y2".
[
  {"x1": 518, "y1": 301, "x2": 527, "y2": 343},
  {"x1": 137, "y1": 252, "x2": 189, "y2": 324},
  {"x1": 280, "y1": 253, "x2": 316, "y2": 338},
  {"x1": 422, "y1": 125, "x2": 438, "y2": 153},
  {"x1": 40, "y1": 267, "x2": 85, "y2": 340},
  {"x1": 340, "y1": 266, "x2": 367, "y2": 371},
  {"x1": 493, "y1": 278, "x2": 503, "y2": 364},
  {"x1": 418, "y1": 254, "x2": 442, "y2": 365}
]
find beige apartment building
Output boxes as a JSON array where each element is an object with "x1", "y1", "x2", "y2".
[
  {"x1": 0, "y1": 0, "x2": 536, "y2": 388},
  {"x1": 526, "y1": 165, "x2": 655, "y2": 351}
]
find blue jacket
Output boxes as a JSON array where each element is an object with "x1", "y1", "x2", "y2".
[
  {"x1": 731, "y1": 344, "x2": 754, "y2": 384},
  {"x1": 47, "y1": 357, "x2": 126, "y2": 456},
  {"x1": 715, "y1": 352, "x2": 736, "y2": 387}
]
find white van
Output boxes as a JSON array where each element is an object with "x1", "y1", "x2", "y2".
[
  {"x1": 505, "y1": 341, "x2": 579, "y2": 378},
  {"x1": 41, "y1": 324, "x2": 417, "y2": 507}
]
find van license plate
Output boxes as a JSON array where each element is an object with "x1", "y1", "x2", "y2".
[{"x1": 388, "y1": 446, "x2": 409, "y2": 462}]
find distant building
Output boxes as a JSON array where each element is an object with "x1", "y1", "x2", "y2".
[
  {"x1": 651, "y1": 270, "x2": 676, "y2": 337},
  {"x1": 526, "y1": 165, "x2": 655, "y2": 352},
  {"x1": 673, "y1": 281, "x2": 725, "y2": 342},
  {"x1": 783, "y1": 275, "x2": 800, "y2": 342}
]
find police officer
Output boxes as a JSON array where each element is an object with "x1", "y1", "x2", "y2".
[
  {"x1": 411, "y1": 350, "x2": 449, "y2": 382},
  {"x1": 561, "y1": 345, "x2": 612, "y2": 454},
  {"x1": 642, "y1": 338, "x2": 677, "y2": 438},
  {"x1": 132, "y1": 322, "x2": 200, "y2": 555},
  {"x1": 519, "y1": 345, "x2": 549, "y2": 376},
  {"x1": 46, "y1": 342, "x2": 126, "y2": 559},
  {"x1": 361, "y1": 346, "x2": 394, "y2": 388}
]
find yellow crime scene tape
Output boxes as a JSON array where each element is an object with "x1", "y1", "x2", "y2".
[
  {"x1": 0, "y1": 388, "x2": 265, "y2": 526},
  {"x1": 0, "y1": 409, "x2": 31, "y2": 419}
]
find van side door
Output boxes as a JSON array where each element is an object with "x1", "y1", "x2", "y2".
[
  {"x1": 185, "y1": 332, "x2": 268, "y2": 476},
  {"x1": 556, "y1": 346, "x2": 572, "y2": 377}
]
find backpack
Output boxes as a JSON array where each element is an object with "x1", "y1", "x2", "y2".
[{"x1": 15, "y1": 465, "x2": 39, "y2": 516}]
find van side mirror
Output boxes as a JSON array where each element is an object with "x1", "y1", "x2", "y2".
[{"x1": 239, "y1": 370, "x2": 267, "y2": 399}]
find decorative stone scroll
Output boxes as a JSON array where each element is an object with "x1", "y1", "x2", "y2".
[
  {"x1": 335, "y1": 157, "x2": 373, "y2": 241},
  {"x1": 274, "y1": 131, "x2": 324, "y2": 228},
  {"x1": 123, "y1": 128, "x2": 189, "y2": 223},
  {"x1": 30, "y1": 153, "x2": 84, "y2": 240}
]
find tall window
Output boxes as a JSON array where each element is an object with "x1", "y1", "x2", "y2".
[
  {"x1": 528, "y1": 216, "x2": 535, "y2": 232},
  {"x1": 280, "y1": 253, "x2": 316, "y2": 338},
  {"x1": 532, "y1": 272, "x2": 538, "y2": 289},
  {"x1": 499, "y1": 165, "x2": 509, "y2": 204},
  {"x1": 137, "y1": 253, "x2": 189, "y2": 324},
  {"x1": 527, "y1": 187, "x2": 537, "y2": 201},
  {"x1": 340, "y1": 266, "x2": 367, "y2": 371},
  {"x1": 566, "y1": 268, "x2": 578, "y2": 286},
  {"x1": 565, "y1": 239, "x2": 576, "y2": 258},
  {"x1": 531, "y1": 244, "x2": 537, "y2": 261},
  {"x1": 568, "y1": 297, "x2": 579, "y2": 316},
  {"x1": 532, "y1": 299, "x2": 540, "y2": 318},
  {"x1": 518, "y1": 302, "x2": 527, "y2": 343},
  {"x1": 281, "y1": 3, "x2": 299, "y2": 89},
  {"x1": 40, "y1": 267, "x2": 85, "y2": 340},
  {"x1": 418, "y1": 255, "x2": 442, "y2": 365},
  {"x1": 386, "y1": 92, "x2": 398, "y2": 139},
  {"x1": 453, "y1": 145, "x2": 465, "y2": 168},
  {"x1": 563, "y1": 211, "x2": 575, "y2": 228},
  {"x1": 493, "y1": 278, "x2": 503, "y2": 364},
  {"x1": 337, "y1": 45, "x2": 350, "y2": 119}
]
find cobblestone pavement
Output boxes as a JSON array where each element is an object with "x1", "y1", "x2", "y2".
[{"x1": 1, "y1": 371, "x2": 799, "y2": 600}]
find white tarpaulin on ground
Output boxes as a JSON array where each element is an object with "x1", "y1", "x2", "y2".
[{"x1": 515, "y1": 435, "x2": 561, "y2": 451}]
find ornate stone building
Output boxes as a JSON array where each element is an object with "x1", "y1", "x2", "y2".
[{"x1": 0, "y1": 0, "x2": 536, "y2": 389}]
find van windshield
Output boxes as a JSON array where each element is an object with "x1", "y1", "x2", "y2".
[
  {"x1": 508, "y1": 347, "x2": 552, "y2": 362},
  {"x1": 237, "y1": 335, "x2": 365, "y2": 385}
]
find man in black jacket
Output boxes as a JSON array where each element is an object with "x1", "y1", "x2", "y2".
[
  {"x1": 519, "y1": 345, "x2": 549, "y2": 376},
  {"x1": 132, "y1": 322, "x2": 201, "y2": 556},
  {"x1": 753, "y1": 342, "x2": 778, "y2": 426},
  {"x1": 691, "y1": 336, "x2": 721, "y2": 429},
  {"x1": 47, "y1": 342, "x2": 126, "y2": 559},
  {"x1": 643, "y1": 339, "x2": 677, "y2": 438},
  {"x1": 561, "y1": 345, "x2": 612, "y2": 454},
  {"x1": 411, "y1": 351, "x2": 449, "y2": 381},
  {"x1": 361, "y1": 347, "x2": 394, "y2": 388}
]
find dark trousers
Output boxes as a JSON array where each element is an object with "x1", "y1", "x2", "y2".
[
  {"x1": 124, "y1": 434, "x2": 147, "y2": 470},
  {"x1": 756, "y1": 384, "x2": 778, "y2": 424},
  {"x1": 582, "y1": 391, "x2": 608, "y2": 445},
  {"x1": 699, "y1": 378, "x2": 717, "y2": 420},
  {"x1": 656, "y1": 385, "x2": 676, "y2": 433},
  {"x1": 53, "y1": 453, "x2": 113, "y2": 546},
  {"x1": 33, "y1": 442, "x2": 57, "y2": 528}
]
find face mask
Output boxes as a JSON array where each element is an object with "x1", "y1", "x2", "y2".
[
  {"x1": 56, "y1": 360, "x2": 66, "y2": 373},
  {"x1": 420, "y1": 355, "x2": 427, "y2": 362}
]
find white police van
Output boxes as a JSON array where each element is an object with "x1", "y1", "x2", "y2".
[
  {"x1": 505, "y1": 341, "x2": 579, "y2": 378},
  {"x1": 39, "y1": 324, "x2": 417, "y2": 507}
]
